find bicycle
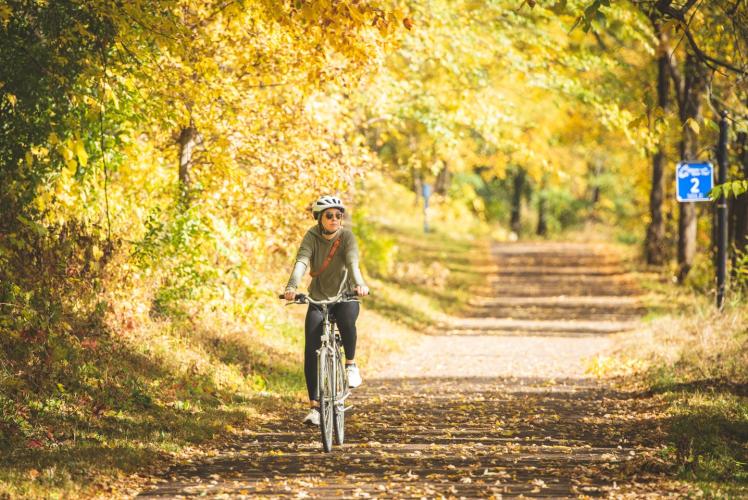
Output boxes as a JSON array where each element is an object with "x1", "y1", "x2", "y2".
[{"x1": 280, "y1": 292, "x2": 359, "y2": 452}]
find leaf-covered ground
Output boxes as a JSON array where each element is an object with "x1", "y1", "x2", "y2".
[{"x1": 137, "y1": 242, "x2": 693, "y2": 498}]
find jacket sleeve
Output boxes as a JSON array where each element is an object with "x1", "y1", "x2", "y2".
[
  {"x1": 285, "y1": 232, "x2": 314, "y2": 290},
  {"x1": 344, "y1": 231, "x2": 366, "y2": 287}
]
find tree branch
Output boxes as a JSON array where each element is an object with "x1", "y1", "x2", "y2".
[
  {"x1": 682, "y1": 0, "x2": 701, "y2": 14},
  {"x1": 727, "y1": 0, "x2": 744, "y2": 16},
  {"x1": 681, "y1": 27, "x2": 747, "y2": 75},
  {"x1": 592, "y1": 30, "x2": 609, "y2": 51},
  {"x1": 654, "y1": 0, "x2": 682, "y2": 19},
  {"x1": 188, "y1": 0, "x2": 240, "y2": 30},
  {"x1": 652, "y1": 0, "x2": 748, "y2": 75}
]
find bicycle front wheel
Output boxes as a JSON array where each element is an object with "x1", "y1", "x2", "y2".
[
  {"x1": 318, "y1": 346, "x2": 334, "y2": 452},
  {"x1": 333, "y1": 351, "x2": 346, "y2": 445}
]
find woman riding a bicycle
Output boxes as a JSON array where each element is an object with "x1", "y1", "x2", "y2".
[{"x1": 283, "y1": 195, "x2": 369, "y2": 426}]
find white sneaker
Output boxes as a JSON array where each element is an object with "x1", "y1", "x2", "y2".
[
  {"x1": 303, "y1": 408, "x2": 320, "y2": 426},
  {"x1": 346, "y1": 363, "x2": 362, "y2": 388}
]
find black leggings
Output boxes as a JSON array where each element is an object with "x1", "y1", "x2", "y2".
[{"x1": 304, "y1": 301, "x2": 359, "y2": 401}]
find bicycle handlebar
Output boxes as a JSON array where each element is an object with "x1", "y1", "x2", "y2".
[{"x1": 278, "y1": 292, "x2": 365, "y2": 305}]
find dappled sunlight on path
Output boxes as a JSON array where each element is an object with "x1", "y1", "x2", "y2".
[
  {"x1": 137, "y1": 242, "x2": 690, "y2": 498},
  {"x1": 383, "y1": 241, "x2": 643, "y2": 380},
  {"x1": 138, "y1": 377, "x2": 684, "y2": 498}
]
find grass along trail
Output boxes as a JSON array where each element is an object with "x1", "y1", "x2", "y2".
[{"x1": 137, "y1": 241, "x2": 691, "y2": 498}]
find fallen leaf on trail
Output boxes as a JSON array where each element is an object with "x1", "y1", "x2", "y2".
[
  {"x1": 130, "y1": 245, "x2": 696, "y2": 499},
  {"x1": 531, "y1": 478, "x2": 547, "y2": 488}
]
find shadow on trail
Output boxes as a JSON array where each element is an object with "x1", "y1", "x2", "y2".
[
  {"x1": 135, "y1": 240, "x2": 690, "y2": 498},
  {"x1": 649, "y1": 377, "x2": 748, "y2": 398},
  {"x1": 138, "y1": 376, "x2": 679, "y2": 498}
]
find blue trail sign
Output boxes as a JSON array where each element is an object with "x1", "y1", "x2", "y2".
[
  {"x1": 422, "y1": 183, "x2": 432, "y2": 233},
  {"x1": 676, "y1": 161, "x2": 714, "y2": 202}
]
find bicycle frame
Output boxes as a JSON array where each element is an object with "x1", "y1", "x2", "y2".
[
  {"x1": 307, "y1": 298, "x2": 352, "y2": 407},
  {"x1": 282, "y1": 292, "x2": 357, "y2": 451}
]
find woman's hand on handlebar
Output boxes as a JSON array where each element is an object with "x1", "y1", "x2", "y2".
[{"x1": 280, "y1": 289, "x2": 367, "y2": 303}]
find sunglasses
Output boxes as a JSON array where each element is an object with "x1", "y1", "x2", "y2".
[{"x1": 324, "y1": 212, "x2": 344, "y2": 221}]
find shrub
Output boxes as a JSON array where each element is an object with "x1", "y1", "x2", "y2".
[{"x1": 352, "y1": 209, "x2": 398, "y2": 278}]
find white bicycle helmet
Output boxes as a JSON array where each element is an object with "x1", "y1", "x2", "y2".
[{"x1": 311, "y1": 195, "x2": 346, "y2": 220}]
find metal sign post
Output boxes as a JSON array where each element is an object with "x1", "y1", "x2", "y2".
[
  {"x1": 674, "y1": 115, "x2": 729, "y2": 309},
  {"x1": 716, "y1": 112, "x2": 729, "y2": 309}
]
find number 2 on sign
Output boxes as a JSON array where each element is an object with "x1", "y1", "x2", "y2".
[{"x1": 690, "y1": 178, "x2": 700, "y2": 194}]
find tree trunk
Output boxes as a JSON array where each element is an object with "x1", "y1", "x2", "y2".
[
  {"x1": 676, "y1": 52, "x2": 708, "y2": 283},
  {"x1": 678, "y1": 203, "x2": 698, "y2": 282},
  {"x1": 645, "y1": 20, "x2": 671, "y2": 266},
  {"x1": 409, "y1": 135, "x2": 422, "y2": 206},
  {"x1": 589, "y1": 163, "x2": 602, "y2": 206},
  {"x1": 412, "y1": 167, "x2": 423, "y2": 206},
  {"x1": 435, "y1": 164, "x2": 450, "y2": 195},
  {"x1": 728, "y1": 195, "x2": 736, "y2": 250},
  {"x1": 537, "y1": 191, "x2": 547, "y2": 236},
  {"x1": 511, "y1": 168, "x2": 525, "y2": 235},
  {"x1": 178, "y1": 124, "x2": 198, "y2": 203},
  {"x1": 734, "y1": 130, "x2": 748, "y2": 264}
]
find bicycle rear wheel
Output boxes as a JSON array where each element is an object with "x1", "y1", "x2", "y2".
[
  {"x1": 318, "y1": 346, "x2": 334, "y2": 452},
  {"x1": 333, "y1": 351, "x2": 346, "y2": 445}
]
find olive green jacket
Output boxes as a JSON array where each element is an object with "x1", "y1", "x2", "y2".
[{"x1": 285, "y1": 226, "x2": 366, "y2": 301}]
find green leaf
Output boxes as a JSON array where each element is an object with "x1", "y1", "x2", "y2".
[
  {"x1": 75, "y1": 139, "x2": 88, "y2": 166},
  {"x1": 17, "y1": 215, "x2": 48, "y2": 237},
  {"x1": 711, "y1": 181, "x2": 748, "y2": 200}
]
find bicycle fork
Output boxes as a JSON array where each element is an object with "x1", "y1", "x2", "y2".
[{"x1": 335, "y1": 357, "x2": 353, "y2": 412}]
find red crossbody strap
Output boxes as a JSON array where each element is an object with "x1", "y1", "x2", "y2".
[{"x1": 310, "y1": 238, "x2": 341, "y2": 278}]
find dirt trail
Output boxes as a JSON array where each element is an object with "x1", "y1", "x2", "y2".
[{"x1": 137, "y1": 242, "x2": 686, "y2": 498}]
